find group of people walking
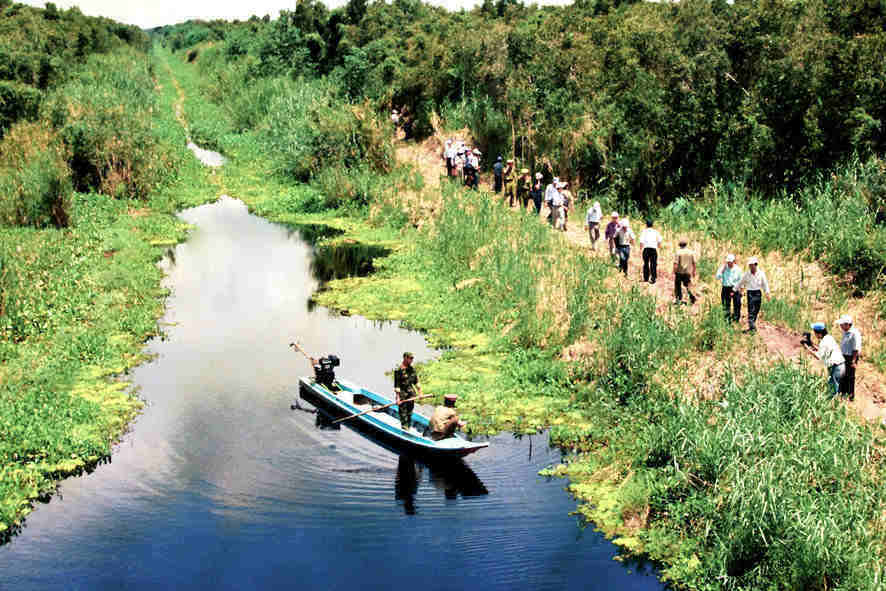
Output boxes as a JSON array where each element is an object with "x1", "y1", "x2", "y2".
[
  {"x1": 442, "y1": 144, "x2": 576, "y2": 229},
  {"x1": 443, "y1": 139, "x2": 483, "y2": 190},
  {"x1": 437, "y1": 143, "x2": 866, "y2": 402}
]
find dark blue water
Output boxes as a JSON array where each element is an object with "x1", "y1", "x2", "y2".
[{"x1": 0, "y1": 197, "x2": 664, "y2": 590}]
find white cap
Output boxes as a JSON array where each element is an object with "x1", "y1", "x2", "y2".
[
  {"x1": 553, "y1": 177, "x2": 559, "y2": 183},
  {"x1": 611, "y1": 211, "x2": 619, "y2": 218},
  {"x1": 445, "y1": 139, "x2": 452, "y2": 145},
  {"x1": 838, "y1": 314, "x2": 853, "y2": 325},
  {"x1": 725, "y1": 253, "x2": 735, "y2": 262},
  {"x1": 621, "y1": 218, "x2": 630, "y2": 227},
  {"x1": 747, "y1": 256, "x2": 758, "y2": 265},
  {"x1": 593, "y1": 201, "x2": 600, "y2": 208},
  {"x1": 535, "y1": 172, "x2": 543, "y2": 179},
  {"x1": 473, "y1": 149, "x2": 481, "y2": 155}
]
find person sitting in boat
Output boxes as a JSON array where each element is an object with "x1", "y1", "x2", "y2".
[
  {"x1": 393, "y1": 352, "x2": 421, "y2": 430},
  {"x1": 311, "y1": 354, "x2": 340, "y2": 391},
  {"x1": 430, "y1": 394, "x2": 466, "y2": 441}
]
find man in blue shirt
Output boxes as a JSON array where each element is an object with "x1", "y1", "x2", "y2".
[{"x1": 715, "y1": 253, "x2": 742, "y2": 322}]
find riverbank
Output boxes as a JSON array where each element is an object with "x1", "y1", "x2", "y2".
[
  {"x1": 129, "y1": 46, "x2": 886, "y2": 589},
  {"x1": 0, "y1": 50, "x2": 220, "y2": 540}
]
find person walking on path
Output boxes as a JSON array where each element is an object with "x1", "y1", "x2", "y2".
[
  {"x1": 493, "y1": 156, "x2": 504, "y2": 193},
  {"x1": 605, "y1": 212, "x2": 620, "y2": 264},
  {"x1": 530, "y1": 173, "x2": 544, "y2": 215},
  {"x1": 638, "y1": 219, "x2": 662, "y2": 283},
  {"x1": 443, "y1": 139, "x2": 454, "y2": 178},
  {"x1": 838, "y1": 314, "x2": 862, "y2": 400},
  {"x1": 517, "y1": 168, "x2": 532, "y2": 210},
  {"x1": 503, "y1": 159, "x2": 517, "y2": 206},
  {"x1": 613, "y1": 218, "x2": 635, "y2": 276},
  {"x1": 735, "y1": 256, "x2": 770, "y2": 332},
  {"x1": 715, "y1": 253, "x2": 742, "y2": 322},
  {"x1": 585, "y1": 201, "x2": 602, "y2": 250},
  {"x1": 467, "y1": 149, "x2": 481, "y2": 190},
  {"x1": 391, "y1": 108, "x2": 400, "y2": 139},
  {"x1": 560, "y1": 182, "x2": 573, "y2": 230},
  {"x1": 393, "y1": 352, "x2": 422, "y2": 431},
  {"x1": 803, "y1": 322, "x2": 845, "y2": 397},
  {"x1": 673, "y1": 238, "x2": 697, "y2": 304},
  {"x1": 429, "y1": 394, "x2": 466, "y2": 440},
  {"x1": 549, "y1": 184, "x2": 567, "y2": 230}
]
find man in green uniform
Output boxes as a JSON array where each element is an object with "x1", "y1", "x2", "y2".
[
  {"x1": 430, "y1": 394, "x2": 466, "y2": 440},
  {"x1": 393, "y1": 351, "x2": 421, "y2": 430},
  {"x1": 503, "y1": 159, "x2": 517, "y2": 207},
  {"x1": 517, "y1": 168, "x2": 532, "y2": 209}
]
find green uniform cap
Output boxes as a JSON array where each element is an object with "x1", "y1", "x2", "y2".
[{"x1": 403, "y1": 351, "x2": 414, "y2": 358}]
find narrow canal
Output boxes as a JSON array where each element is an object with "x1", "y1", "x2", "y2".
[{"x1": 0, "y1": 196, "x2": 664, "y2": 590}]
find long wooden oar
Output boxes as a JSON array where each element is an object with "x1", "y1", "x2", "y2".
[
  {"x1": 332, "y1": 393, "x2": 433, "y2": 424},
  {"x1": 289, "y1": 341, "x2": 315, "y2": 365}
]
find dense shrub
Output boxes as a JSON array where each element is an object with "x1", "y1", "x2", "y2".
[
  {"x1": 265, "y1": 82, "x2": 393, "y2": 181},
  {"x1": 0, "y1": 80, "x2": 41, "y2": 134},
  {"x1": 0, "y1": 121, "x2": 72, "y2": 228},
  {"x1": 42, "y1": 50, "x2": 172, "y2": 199}
]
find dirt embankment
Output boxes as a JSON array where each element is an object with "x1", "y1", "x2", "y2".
[{"x1": 392, "y1": 130, "x2": 886, "y2": 423}]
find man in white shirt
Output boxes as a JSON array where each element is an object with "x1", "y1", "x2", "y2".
[
  {"x1": 638, "y1": 219, "x2": 663, "y2": 283},
  {"x1": 550, "y1": 185, "x2": 567, "y2": 230},
  {"x1": 544, "y1": 178, "x2": 561, "y2": 226},
  {"x1": 585, "y1": 201, "x2": 602, "y2": 250},
  {"x1": 735, "y1": 256, "x2": 770, "y2": 333},
  {"x1": 838, "y1": 314, "x2": 862, "y2": 400},
  {"x1": 803, "y1": 322, "x2": 845, "y2": 396}
]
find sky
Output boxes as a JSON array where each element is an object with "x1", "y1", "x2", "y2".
[{"x1": 16, "y1": 0, "x2": 569, "y2": 29}]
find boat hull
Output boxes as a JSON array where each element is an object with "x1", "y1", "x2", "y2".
[{"x1": 298, "y1": 377, "x2": 488, "y2": 460}]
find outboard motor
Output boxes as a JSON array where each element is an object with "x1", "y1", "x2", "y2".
[{"x1": 313, "y1": 354, "x2": 340, "y2": 390}]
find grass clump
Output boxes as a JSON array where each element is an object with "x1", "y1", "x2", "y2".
[
  {"x1": 42, "y1": 49, "x2": 177, "y2": 199},
  {"x1": 0, "y1": 121, "x2": 72, "y2": 228}
]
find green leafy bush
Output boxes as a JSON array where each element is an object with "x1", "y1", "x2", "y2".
[{"x1": 0, "y1": 81, "x2": 41, "y2": 134}]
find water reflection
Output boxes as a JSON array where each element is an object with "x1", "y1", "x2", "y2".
[
  {"x1": 396, "y1": 456, "x2": 489, "y2": 515},
  {"x1": 309, "y1": 242, "x2": 391, "y2": 284}
]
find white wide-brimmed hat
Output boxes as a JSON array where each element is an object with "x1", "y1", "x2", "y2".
[
  {"x1": 837, "y1": 314, "x2": 853, "y2": 325},
  {"x1": 748, "y1": 256, "x2": 759, "y2": 265},
  {"x1": 725, "y1": 253, "x2": 735, "y2": 262}
]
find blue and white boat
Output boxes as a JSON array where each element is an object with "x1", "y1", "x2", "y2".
[{"x1": 298, "y1": 376, "x2": 489, "y2": 459}]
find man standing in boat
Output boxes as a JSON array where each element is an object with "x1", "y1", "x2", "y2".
[
  {"x1": 430, "y1": 394, "x2": 466, "y2": 440},
  {"x1": 394, "y1": 352, "x2": 421, "y2": 431}
]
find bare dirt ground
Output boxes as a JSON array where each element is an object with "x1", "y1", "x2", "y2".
[{"x1": 393, "y1": 132, "x2": 886, "y2": 423}]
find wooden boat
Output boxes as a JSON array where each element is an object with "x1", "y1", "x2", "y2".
[{"x1": 298, "y1": 376, "x2": 489, "y2": 459}]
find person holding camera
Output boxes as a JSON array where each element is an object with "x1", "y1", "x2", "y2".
[{"x1": 803, "y1": 322, "x2": 845, "y2": 397}]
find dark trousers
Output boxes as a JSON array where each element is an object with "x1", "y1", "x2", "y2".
[
  {"x1": 675, "y1": 272, "x2": 695, "y2": 303},
  {"x1": 532, "y1": 194, "x2": 542, "y2": 214},
  {"x1": 720, "y1": 286, "x2": 741, "y2": 322},
  {"x1": 446, "y1": 158, "x2": 453, "y2": 177},
  {"x1": 642, "y1": 248, "x2": 658, "y2": 283},
  {"x1": 398, "y1": 401, "x2": 414, "y2": 429},
  {"x1": 494, "y1": 175, "x2": 502, "y2": 193},
  {"x1": 840, "y1": 362, "x2": 857, "y2": 399},
  {"x1": 616, "y1": 245, "x2": 630, "y2": 275},
  {"x1": 746, "y1": 289, "x2": 762, "y2": 330}
]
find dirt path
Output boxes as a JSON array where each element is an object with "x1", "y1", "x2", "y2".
[{"x1": 393, "y1": 133, "x2": 886, "y2": 424}]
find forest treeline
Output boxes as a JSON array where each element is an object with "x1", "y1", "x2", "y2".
[{"x1": 155, "y1": 0, "x2": 885, "y2": 206}]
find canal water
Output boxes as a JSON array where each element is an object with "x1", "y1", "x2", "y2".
[{"x1": 0, "y1": 197, "x2": 664, "y2": 590}]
